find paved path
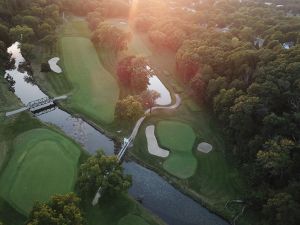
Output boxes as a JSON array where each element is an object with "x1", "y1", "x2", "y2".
[
  {"x1": 117, "y1": 94, "x2": 181, "y2": 160},
  {"x1": 131, "y1": 94, "x2": 181, "y2": 141},
  {"x1": 95, "y1": 94, "x2": 182, "y2": 205}
]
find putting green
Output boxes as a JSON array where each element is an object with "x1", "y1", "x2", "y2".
[
  {"x1": 0, "y1": 128, "x2": 81, "y2": 215},
  {"x1": 60, "y1": 36, "x2": 119, "y2": 124},
  {"x1": 118, "y1": 214, "x2": 150, "y2": 225},
  {"x1": 156, "y1": 121, "x2": 197, "y2": 179}
]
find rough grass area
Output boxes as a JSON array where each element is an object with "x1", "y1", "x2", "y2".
[
  {"x1": 85, "y1": 194, "x2": 164, "y2": 225},
  {"x1": 60, "y1": 36, "x2": 119, "y2": 124},
  {"x1": 0, "y1": 128, "x2": 81, "y2": 215},
  {"x1": 156, "y1": 121, "x2": 197, "y2": 179}
]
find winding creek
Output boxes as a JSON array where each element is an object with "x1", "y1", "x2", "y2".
[{"x1": 4, "y1": 42, "x2": 229, "y2": 225}]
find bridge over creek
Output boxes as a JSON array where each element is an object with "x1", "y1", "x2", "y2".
[
  {"x1": 5, "y1": 95, "x2": 68, "y2": 117},
  {"x1": 92, "y1": 94, "x2": 181, "y2": 205}
]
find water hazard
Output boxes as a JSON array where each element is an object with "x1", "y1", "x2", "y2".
[{"x1": 4, "y1": 42, "x2": 229, "y2": 225}]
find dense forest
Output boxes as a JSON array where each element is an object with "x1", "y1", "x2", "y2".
[{"x1": 1, "y1": 0, "x2": 300, "y2": 224}]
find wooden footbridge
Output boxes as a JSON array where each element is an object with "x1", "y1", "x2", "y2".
[{"x1": 5, "y1": 95, "x2": 68, "y2": 117}]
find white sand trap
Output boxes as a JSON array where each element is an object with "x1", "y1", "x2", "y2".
[
  {"x1": 146, "y1": 125, "x2": 169, "y2": 157},
  {"x1": 48, "y1": 57, "x2": 62, "y2": 73},
  {"x1": 197, "y1": 142, "x2": 213, "y2": 153}
]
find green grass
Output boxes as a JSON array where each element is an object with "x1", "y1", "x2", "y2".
[
  {"x1": 62, "y1": 17, "x2": 91, "y2": 38},
  {"x1": 0, "y1": 128, "x2": 81, "y2": 215},
  {"x1": 0, "y1": 76, "x2": 21, "y2": 172},
  {"x1": 156, "y1": 121, "x2": 197, "y2": 179},
  {"x1": 118, "y1": 214, "x2": 150, "y2": 225},
  {"x1": 132, "y1": 104, "x2": 248, "y2": 222},
  {"x1": 60, "y1": 36, "x2": 119, "y2": 124},
  {"x1": 85, "y1": 194, "x2": 163, "y2": 225}
]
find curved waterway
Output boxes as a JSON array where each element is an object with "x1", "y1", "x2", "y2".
[{"x1": 4, "y1": 42, "x2": 229, "y2": 225}]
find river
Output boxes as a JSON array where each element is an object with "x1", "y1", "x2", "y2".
[{"x1": 4, "y1": 42, "x2": 229, "y2": 225}]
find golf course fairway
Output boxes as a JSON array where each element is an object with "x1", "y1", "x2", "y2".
[
  {"x1": 156, "y1": 121, "x2": 197, "y2": 179},
  {"x1": 60, "y1": 36, "x2": 119, "y2": 124},
  {"x1": 0, "y1": 128, "x2": 81, "y2": 215}
]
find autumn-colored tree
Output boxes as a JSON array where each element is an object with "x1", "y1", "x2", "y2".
[
  {"x1": 138, "y1": 90, "x2": 160, "y2": 112},
  {"x1": 117, "y1": 56, "x2": 150, "y2": 93},
  {"x1": 92, "y1": 23, "x2": 131, "y2": 52},
  {"x1": 115, "y1": 95, "x2": 144, "y2": 121}
]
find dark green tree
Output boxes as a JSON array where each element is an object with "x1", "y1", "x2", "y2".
[
  {"x1": 26, "y1": 193, "x2": 84, "y2": 225},
  {"x1": 77, "y1": 152, "x2": 132, "y2": 199}
]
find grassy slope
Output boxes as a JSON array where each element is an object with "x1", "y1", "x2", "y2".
[
  {"x1": 156, "y1": 121, "x2": 197, "y2": 179},
  {"x1": 85, "y1": 194, "x2": 163, "y2": 225},
  {"x1": 0, "y1": 76, "x2": 22, "y2": 171},
  {"x1": 0, "y1": 74, "x2": 26, "y2": 225},
  {"x1": 0, "y1": 128, "x2": 81, "y2": 215},
  {"x1": 60, "y1": 36, "x2": 119, "y2": 124},
  {"x1": 32, "y1": 18, "x2": 119, "y2": 125}
]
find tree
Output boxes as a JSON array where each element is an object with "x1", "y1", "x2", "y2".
[
  {"x1": 22, "y1": 15, "x2": 40, "y2": 30},
  {"x1": 9, "y1": 25, "x2": 34, "y2": 42},
  {"x1": 190, "y1": 74, "x2": 206, "y2": 102},
  {"x1": 21, "y1": 43, "x2": 34, "y2": 59},
  {"x1": 263, "y1": 192, "x2": 300, "y2": 225},
  {"x1": 0, "y1": 41, "x2": 8, "y2": 64},
  {"x1": 92, "y1": 23, "x2": 131, "y2": 52},
  {"x1": 26, "y1": 193, "x2": 84, "y2": 225},
  {"x1": 213, "y1": 88, "x2": 244, "y2": 123},
  {"x1": 115, "y1": 96, "x2": 144, "y2": 121},
  {"x1": 117, "y1": 56, "x2": 150, "y2": 93},
  {"x1": 0, "y1": 24, "x2": 10, "y2": 44},
  {"x1": 77, "y1": 152, "x2": 131, "y2": 199},
  {"x1": 256, "y1": 138, "x2": 293, "y2": 181},
  {"x1": 206, "y1": 77, "x2": 227, "y2": 100},
  {"x1": 39, "y1": 34, "x2": 57, "y2": 52},
  {"x1": 138, "y1": 90, "x2": 160, "y2": 112}
]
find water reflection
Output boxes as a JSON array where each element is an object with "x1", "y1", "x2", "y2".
[
  {"x1": 5, "y1": 42, "x2": 114, "y2": 154},
  {"x1": 124, "y1": 162, "x2": 229, "y2": 225},
  {"x1": 146, "y1": 65, "x2": 172, "y2": 105}
]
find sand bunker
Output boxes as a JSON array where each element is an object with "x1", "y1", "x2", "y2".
[
  {"x1": 197, "y1": 142, "x2": 213, "y2": 153},
  {"x1": 146, "y1": 125, "x2": 169, "y2": 157},
  {"x1": 48, "y1": 57, "x2": 62, "y2": 73}
]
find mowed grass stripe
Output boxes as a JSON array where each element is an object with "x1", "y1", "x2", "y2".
[
  {"x1": 0, "y1": 128, "x2": 81, "y2": 215},
  {"x1": 61, "y1": 37, "x2": 119, "y2": 124}
]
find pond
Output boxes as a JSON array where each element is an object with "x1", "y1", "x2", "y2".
[
  {"x1": 146, "y1": 65, "x2": 172, "y2": 106},
  {"x1": 4, "y1": 42, "x2": 229, "y2": 225}
]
